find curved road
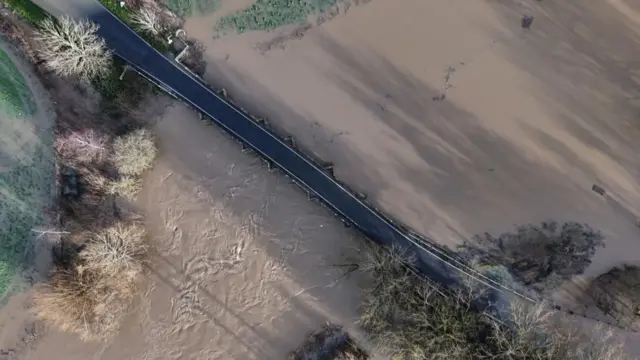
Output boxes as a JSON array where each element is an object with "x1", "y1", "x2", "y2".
[{"x1": 35, "y1": 0, "x2": 486, "y2": 288}]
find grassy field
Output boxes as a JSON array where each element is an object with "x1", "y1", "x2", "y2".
[
  {"x1": 216, "y1": 0, "x2": 340, "y2": 33},
  {"x1": 0, "y1": 48, "x2": 35, "y2": 117},
  {"x1": 0, "y1": 149, "x2": 54, "y2": 295},
  {"x1": 0, "y1": 46, "x2": 54, "y2": 297}
]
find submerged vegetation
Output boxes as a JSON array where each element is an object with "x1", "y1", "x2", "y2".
[
  {"x1": 459, "y1": 221, "x2": 605, "y2": 293},
  {"x1": 216, "y1": 0, "x2": 340, "y2": 33},
  {"x1": 163, "y1": 0, "x2": 220, "y2": 17},
  {"x1": 359, "y1": 246, "x2": 627, "y2": 359}
]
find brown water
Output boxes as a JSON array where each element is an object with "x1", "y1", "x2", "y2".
[{"x1": 183, "y1": 0, "x2": 640, "y2": 304}]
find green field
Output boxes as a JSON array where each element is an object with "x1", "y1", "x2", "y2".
[
  {"x1": 216, "y1": 0, "x2": 340, "y2": 33},
  {"x1": 0, "y1": 149, "x2": 54, "y2": 296},
  {"x1": 0, "y1": 48, "x2": 35, "y2": 117},
  {"x1": 0, "y1": 46, "x2": 54, "y2": 297}
]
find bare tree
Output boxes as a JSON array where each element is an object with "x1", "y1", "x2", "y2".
[
  {"x1": 360, "y1": 246, "x2": 629, "y2": 360},
  {"x1": 55, "y1": 129, "x2": 109, "y2": 163},
  {"x1": 130, "y1": 7, "x2": 162, "y2": 36},
  {"x1": 36, "y1": 16, "x2": 112, "y2": 80},
  {"x1": 33, "y1": 221, "x2": 148, "y2": 341}
]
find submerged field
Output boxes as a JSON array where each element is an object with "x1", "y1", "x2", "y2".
[
  {"x1": 0, "y1": 41, "x2": 55, "y2": 297},
  {"x1": 182, "y1": 0, "x2": 640, "y2": 309}
]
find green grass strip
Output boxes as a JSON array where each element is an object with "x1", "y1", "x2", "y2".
[
  {"x1": 0, "y1": 0, "x2": 47, "y2": 25},
  {"x1": 0, "y1": 48, "x2": 36, "y2": 117},
  {"x1": 98, "y1": 0, "x2": 134, "y2": 22},
  {"x1": 163, "y1": 0, "x2": 220, "y2": 17}
]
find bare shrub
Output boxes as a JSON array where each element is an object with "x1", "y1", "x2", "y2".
[
  {"x1": 61, "y1": 167, "x2": 115, "y2": 227},
  {"x1": 459, "y1": 221, "x2": 605, "y2": 292},
  {"x1": 32, "y1": 266, "x2": 127, "y2": 341},
  {"x1": 585, "y1": 265, "x2": 640, "y2": 331},
  {"x1": 489, "y1": 301, "x2": 627, "y2": 360},
  {"x1": 112, "y1": 128, "x2": 158, "y2": 176},
  {"x1": 33, "y1": 222, "x2": 147, "y2": 341},
  {"x1": 81, "y1": 222, "x2": 147, "y2": 285},
  {"x1": 108, "y1": 176, "x2": 142, "y2": 200},
  {"x1": 67, "y1": 192, "x2": 115, "y2": 228},
  {"x1": 130, "y1": 7, "x2": 162, "y2": 35},
  {"x1": 288, "y1": 323, "x2": 369, "y2": 360},
  {"x1": 180, "y1": 40, "x2": 207, "y2": 76},
  {"x1": 489, "y1": 301, "x2": 564, "y2": 359},
  {"x1": 55, "y1": 129, "x2": 109, "y2": 164},
  {"x1": 360, "y1": 246, "x2": 628, "y2": 359},
  {"x1": 571, "y1": 326, "x2": 627, "y2": 360},
  {"x1": 76, "y1": 166, "x2": 108, "y2": 192},
  {"x1": 36, "y1": 16, "x2": 112, "y2": 80},
  {"x1": 360, "y1": 246, "x2": 483, "y2": 359}
]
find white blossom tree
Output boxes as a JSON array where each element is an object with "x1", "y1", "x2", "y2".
[
  {"x1": 130, "y1": 7, "x2": 161, "y2": 36},
  {"x1": 36, "y1": 16, "x2": 112, "y2": 80},
  {"x1": 55, "y1": 129, "x2": 109, "y2": 163}
]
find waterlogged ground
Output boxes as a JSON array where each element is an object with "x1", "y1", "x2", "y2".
[{"x1": 182, "y1": 0, "x2": 640, "y2": 306}]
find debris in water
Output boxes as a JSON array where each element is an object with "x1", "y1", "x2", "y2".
[{"x1": 592, "y1": 184, "x2": 606, "y2": 196}]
